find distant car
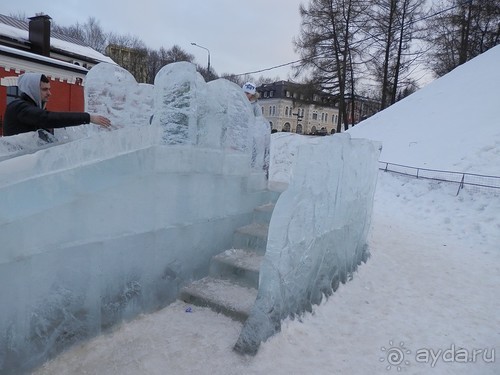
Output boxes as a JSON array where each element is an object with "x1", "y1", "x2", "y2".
[{"x1": 310, "y1": 128, "x2": 328, "y2": 136}]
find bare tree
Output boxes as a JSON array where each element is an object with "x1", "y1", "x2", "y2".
[
  {"x1": 366, "y1": 0, "x2": 426, "y2": 109},
  {"x1": 107, "y1": 33, "x2": 146, "y2": 50},
  {"x1": 143, "y1": 45, "x2": 196, "y2": 83},
  {"x1": 52, "y1": 22, "x2": 85, "y2": 42},
  {"x1": 8, "y1": 12, "x2": 29, "y2": 21},
  {"x1": 159, "y1": 45, "x2": 195, "y2": 64},
  {"x1": 294, "y1": 0, "x2": 370, "y2": 132},
  {"x1": 196, "y1": 65, "x2": 218, "y2": 82},
  {"x1": 83, "y1": 17, "x2": 107, "y2": 53},
  {"x1": 425, "y1": 0, "x2": 500, "y2": 77},
  {"x1": 221, "y1": 74, "x2": 250, "y2": 86},
  {"x1": 53, "y1": 17, "x2": 107, "y2": 53},
  {"x1": 146, "y1": 49, "x2": 161, "y2": 84}
]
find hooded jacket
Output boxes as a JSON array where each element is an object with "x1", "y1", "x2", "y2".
[{"x1": 2, "y1": 73, "x2": 91, "y2": 136}]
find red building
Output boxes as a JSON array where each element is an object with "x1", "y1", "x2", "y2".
[{"x1": 0, "y1": 13, "x2": 115, "y2": 135}]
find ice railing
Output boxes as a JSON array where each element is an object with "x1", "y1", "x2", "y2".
[
  {"x1": 0, "y1": 62, "x2": 270, "y2": 179},
  {"x1": 235, "y1": 133, "x2": 381, "y2": 354}
]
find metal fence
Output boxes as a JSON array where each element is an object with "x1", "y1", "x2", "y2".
[{"x1": 379, "y1": 161, "x2": 500, "y2": 195}]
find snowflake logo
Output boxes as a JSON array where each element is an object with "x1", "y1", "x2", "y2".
[{"x1": 380, "y1": 340, "x2": 411, "y2": 371}]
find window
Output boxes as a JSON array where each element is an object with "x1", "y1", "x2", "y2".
[
  {"x1": 285, "y1": 106, "x2": 289, "y2": 116},
  {"x1": 269, "y1": 91, "x2": 274, "y2": 98},
  {"x1": 312, "y1": 112, "x2": 318, "y2": 120}
]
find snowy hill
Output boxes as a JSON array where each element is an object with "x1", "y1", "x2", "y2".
[{"x1": 348, "y1": 45, "x2": 500, "y2": 175}]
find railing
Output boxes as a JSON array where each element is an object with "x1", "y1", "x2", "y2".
[{"x1": 379, "y1": 161, "x2": 500, "y2": 196}]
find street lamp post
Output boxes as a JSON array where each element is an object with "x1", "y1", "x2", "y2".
[{"x1": 190, "y1": 42, "x2": 210, "y2": 74}]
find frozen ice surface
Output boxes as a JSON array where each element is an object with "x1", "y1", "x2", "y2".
[
  {"x1": 0, "y1": 60, "x2": 273, "y2": 374},
  {"x1": 152, "y1": 61, "x2": 208, "y2": 145},
  {"x1": 251, "y1": 114, "x2": 270, "y2": 174},
  {"x1": 205, "y1": 78, "x2": 252, "y2": 152},
  {"x1": 0, "y1": 131, "x2": 57, "y2": 161},
  {"x1": 0, "y1": 61, "x2": 264, "y2": 166},
  {"x1": 235, "y1": 133, "x2": 381, "y2": 354},
  {"x1": 267, "y1": 132, "x2": 312, "y2": 189},
  {"x1": 85, "y1": 62, "x2": 154, "y2": 129}
]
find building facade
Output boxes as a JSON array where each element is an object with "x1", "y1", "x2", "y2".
[
  {"x1": 345, "y1": 94, "x2": 380, "y2": 125},
  {"x1": 0, "y1": 13, "x2": 115, "y2": 135},
  {"x1": 106, "y1": 44, "x2": 148, "y2": 83},
  {"x1": 256, "y1": 81, "x2": 340, "y2": 135}
]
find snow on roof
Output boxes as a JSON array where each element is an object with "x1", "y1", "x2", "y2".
[
  {"x1": 0, "y1": 20, "x2": 26, "y2": 42},
  {"x1": 0, "y1": 14, "x2": 115, "y2": 65},
  {"x1": 0, "y1": 44, "x2": 89, "y2": 73},
  {"x1": 50, "y1": 38, "x2": 115, "y2": 64}
]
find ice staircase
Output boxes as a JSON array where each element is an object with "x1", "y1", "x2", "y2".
[{"x1": 178, "y1": 192, "x2": 279, "y2": 322}]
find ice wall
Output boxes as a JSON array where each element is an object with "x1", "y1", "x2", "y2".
[
  {"x1": 251, "y1": 113, "x2": 270, "y2": 175},
  {"x1": 152, "y1": 62, "x2": 207, "y2": 145},
  {"x1": 0, "y1": 62, "x2": 271, "y2": 374},
  {"x1": 204, "y1": 78, "x2": 253, "y2": 151},
  {"x1": 0, "y1": 61, "x2": 270, "y2": 176},
  {"x1": 267, "y1": 132, "x2": 312, "y2": 190},
  {"x1": 234, "y1": 133, "x2": 381, "y2": 354}
]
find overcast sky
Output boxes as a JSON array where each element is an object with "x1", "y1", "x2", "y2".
[{"x1": 2, "y1": 0, "x2": 307, "y2": 81}]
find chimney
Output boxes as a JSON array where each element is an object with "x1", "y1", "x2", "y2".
[{"x1": 28, "y1": 14, "x2": 52, "y2": 57}]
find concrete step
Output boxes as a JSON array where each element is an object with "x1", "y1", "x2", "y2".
[
  {"x1": 179, "y1": 276, "x2": 257, "y2": 322},
  {"x1": 209, "y1": 248, "x2": 264, "y2": 288},
  {"x1": 232, "y1": 222, "x2": 269, "y2": 253},
  {"x1": 177, "y1": 195, "x2": 275, "y2": 323}
]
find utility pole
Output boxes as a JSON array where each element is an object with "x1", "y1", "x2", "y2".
[{"x1": 190, "y1": 42, "x2": 210, "y2": 74}]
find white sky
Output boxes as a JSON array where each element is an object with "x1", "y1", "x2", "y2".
[
  {"x1": 32, "y1": 46, "x2": 500, "y2": 374},
  {"x1": 1, "y1": 0, "x2": 306, "y2": 80}
]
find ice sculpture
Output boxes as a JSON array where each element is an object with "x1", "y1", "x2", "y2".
[
  {"x1": 204, "y1": 78, "x2": 252, "y2": 151},
  {"x1": 149, "y1": 61, "x2": 270, "y2": 172},
  {"x1": 234, "y1": 133, "x2": 382, "y2": 354},
  {"x1": 267, "y1": 132, "x2": 311, "y2": 189},
  {"x1": 85, "y1": 62, "x2": 154, "y2": 128},
  {"x1": 0, "y1": 60, "x2": 276, "y2": 372},
  {"x1": 151, "y1": 62, "x2": 208, "y2": 145},
  {"x1": 251, "y1": 113, "x2": 270, "y2": 175},
  {"x1": 1, "y1": 61, "x2": 269, "y2": 173}
]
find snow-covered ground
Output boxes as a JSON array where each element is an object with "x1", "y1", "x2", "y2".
[{"x1": 32, "y1": 47, "x2": 500, "y2": 375}]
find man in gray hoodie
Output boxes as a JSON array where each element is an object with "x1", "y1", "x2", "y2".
[{"x1": 3, "y1": 72, "x2": 111, "y2": 137}]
